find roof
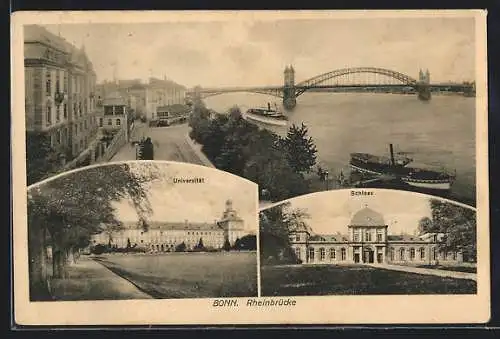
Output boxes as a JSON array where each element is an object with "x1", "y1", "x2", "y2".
[
  {"x1": 387, "y1": 234, "x2": 422, "y2": 242},
  {"x1": 308, "y1": 234, "x2": 349, "y2": 242},
  {"x1": 102, "y1": 91, "x2": 127, "y2": 106},
  {"x1": 156, "y1": 104, "x2": 190, "y2": 114},
  {"x1": 121, "y1": 220, "x2": 223, "y2": 231},
  {"x1": 24, "y1": 25, "x2": 95, "y2": 72},
  {"x1": 148, "y1": 77, "x2": 186, "y2": 90},
  {"x1": 349, "y1": 207, "x2": 386, "y2": 226}
]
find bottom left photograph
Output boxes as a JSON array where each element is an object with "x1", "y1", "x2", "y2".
[{"x1": 26, "y1": 161, "x2": 259, "y2": 301}]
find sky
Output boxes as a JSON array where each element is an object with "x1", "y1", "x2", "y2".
[
  {"x1": 110, "y1": 162, "x2": 258, "y2": 232},
  {"x1": 271, "y1": 189, "x2": 437, "y2": 236},
  {"x1": 42, "y1": 16, "x2": 475, "y2": 88}
]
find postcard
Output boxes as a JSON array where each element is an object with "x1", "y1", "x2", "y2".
[{"x1": 11, "y1": 10, "x2": 489, "y2": 326}]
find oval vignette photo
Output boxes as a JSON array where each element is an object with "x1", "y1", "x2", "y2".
[
  {"x1": 259, "y1": 189, "x2": 477, "y2": 296},
  {"x1": 27, "y1": 161, "x2": 259, "y2": 301}
]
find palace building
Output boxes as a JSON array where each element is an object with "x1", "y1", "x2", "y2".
[
  {"x1": 91, "y1": 200, "x2": 249, "y2": 252},
  {"x1": 289, "y1": 206, "x2": 463, "y2": 265}
]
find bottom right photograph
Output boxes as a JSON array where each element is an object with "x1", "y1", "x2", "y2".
[{"x1": 259, "y1": 189, "x2": 477, "y2": 296}]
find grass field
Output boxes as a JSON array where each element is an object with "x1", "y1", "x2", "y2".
[
  {"x1": 95, "y1": 251, "x2": 258, "y2": 298},
  {"x1": 261, "y1": 265, "x2": 477, "y2": 296}
]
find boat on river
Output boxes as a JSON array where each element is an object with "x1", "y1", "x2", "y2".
[
  {"x1": 244, "y1": 103, "x2": 288, "y2": 126},
  {"x1": 349, "y1": 144, "x2": 456, "y2": 191}
]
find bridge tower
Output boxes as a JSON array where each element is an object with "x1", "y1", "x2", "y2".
[
  {"x1": 283, "y1": 65, "x2": 297, "y2": 110},
  {"x1": 416, "y1": 68, "x2": 431, "y2": 101}
]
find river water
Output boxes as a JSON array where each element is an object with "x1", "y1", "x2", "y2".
[{"x1": 204, "y1": 92, "x2": 476, "y2": 204}]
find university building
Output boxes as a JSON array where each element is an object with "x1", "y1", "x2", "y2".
[
  {"x1": 91, "y1": 200, "x2": 249, "y2": 252},
  {"x1": 290, "y1": 206, "x2": 463, "y2": 265},
  {"x1": 24, "y1": 25, "x2": 100, "y2": 165}
]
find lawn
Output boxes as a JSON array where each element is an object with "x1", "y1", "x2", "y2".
[
  {"x1": 94, "y1": 251, "x2": 258, "y2": 298},
  {"x1": 261, "y1": 265, "x2": 477, "y2": 296},
  {"x1": 415, "y1": 265, "x2": 477, "y2": 274}
]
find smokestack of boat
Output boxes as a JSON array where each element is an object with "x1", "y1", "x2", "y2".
[
  {"x1": 389, "y1": 144, "x2": 395, "y2": 166},
  {"x1": 268, "y1": 102, "x2": 271, "y2": 111}
]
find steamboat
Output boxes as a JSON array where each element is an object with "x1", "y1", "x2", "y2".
[
  {"x1": 244, "y1": 103, "x2": 288, "y2": 126},
  {"x1": 349, "y1": 144, "x2": 455, "y2": 191}
]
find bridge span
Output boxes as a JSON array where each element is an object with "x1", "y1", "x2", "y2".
[{"x1": 186, "y1": 66, "x2": 475, "y2": 110}]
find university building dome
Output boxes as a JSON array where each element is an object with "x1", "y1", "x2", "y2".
[{"x1": 349, "y1": 206, "x2": 385, "y2": 226}]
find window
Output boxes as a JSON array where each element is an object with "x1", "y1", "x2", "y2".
[
  {"x1": 353, "y1": 231, "x2": 359, "y2": 242},
  {"x1": 84, "y1": 119, "x2": 88, "y2": 129},
  {"x1": 432, "y1": 247, "x2": 437, "y2": 260},
  {"x1": 99, "y1": 118, "x2": 103, "y2": 127},
  {"x1": 329, "y1": 248, "x2": 336, "y2": 260},
  {"x1": 399, "y1": 248, "x2": 405, "y2": 260},
  {"x1": 108, "y1": 119, "x2": 112, "y2": 126},
  {"x1": 341, "y1": 248, "x2": 346, "y2": 260},
  {"x1": 419, "y1": 247, "x2": 425, "y2": 260},
  {"x1": 116, "y1": 118, "x2": 121, "y2": 126},
  {"x1": 45, "y1": 72, "x2": 51, "y2": 94},
  {"x1": 308, "y1": 248, "x2": 315, "y2": 261},
  {"x1": 452, "y1": 252, "x2": 457, "y2": 260},
  {"x1": 295, "y1": 248, "x2": 301, "y2": 260},
  {"x1": 63, "y1": 104, "x2": 67, "y2": 119},
  {"x1": 46, "y1": 104, "x2": 52, "y2": 124},
  {"x1": 319, "y1": 248, "x2": 325, "y2": 261},
  {"x1": 390, "y1": 248, "x2": 395, "y2": 261},
  {"x1": 365, "y1": 231, "x2": 372, "y2": 242},
  {"x1": 56, "y1": 130, "x2": 61, "y2": 144},
  {"x1": 295, "y1": 234, "x2": 300, "y2": 242},
  {"x1": 377, "y1": 232, "x2": 383, "y2": 242},
  {"x1": 410, "y1": 248, "x2": 415, "y2": 261}
]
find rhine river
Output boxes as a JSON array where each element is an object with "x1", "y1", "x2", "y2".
[{"x1": 204, "y1": 92, "x2": 476, "y2": 205}]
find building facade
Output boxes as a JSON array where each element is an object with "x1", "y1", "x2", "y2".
[
  {"x1": 91, "y1": 200, "x2": 249, "y2": 252},
  {"x1": 290, "y1": 206, "x2": 463, "y2": 265},
  {"x1": 24, "y1": 25, "x2": 99, "y2": 163}
]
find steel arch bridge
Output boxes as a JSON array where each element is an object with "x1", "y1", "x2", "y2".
[
  {"x1": 188, "y1": 67, "x2": 420, "y2": 100},
  {"x1": 294, "y1": 67, "x2": 419, "y2": 97}
]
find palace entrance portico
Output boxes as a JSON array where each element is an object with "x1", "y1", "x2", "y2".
[{"x1": 352, "y1": 245, "x2": 386, "y2": 264}]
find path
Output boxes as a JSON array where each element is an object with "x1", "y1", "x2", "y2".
[
  {"x1": 48, "y1": 256, "x2": 153, "y2": 300},
  {"x1": 110, "y1": 123, "x2": 207, "y2": 166},
  {"x1": 368, "y1": 263, "x2": 477, "y2": 281}
]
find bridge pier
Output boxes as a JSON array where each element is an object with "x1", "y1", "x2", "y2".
[{"x1": 416, "y1": 83, "x2": 432, "y2": 101}]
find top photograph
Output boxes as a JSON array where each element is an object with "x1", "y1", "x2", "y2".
[{"x1": 21, "y1": 13, "x2": 483, "y2": 207}]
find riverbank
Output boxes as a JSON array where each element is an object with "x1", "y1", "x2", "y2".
[{"x1": 184, "y1": 129, "x2": 216, "y2": 168}]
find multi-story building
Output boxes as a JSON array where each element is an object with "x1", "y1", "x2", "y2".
[
  {"x1": 91, "y1": 199, "x2": 249, "y2": 252},
  {"x1": 145, "y1": 77, "x2": 187, "y2": 122},
  {"x1": 24, "y1": 25, "x2": 99, "y2": 165},
  {"x1": 96, "y1": 91, "x2": 128, "y2": 135},
  {"x1": 289, "y1": 206, "x2": 463, "y2": 265}
]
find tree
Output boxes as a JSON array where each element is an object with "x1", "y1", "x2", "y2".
[
  {"x1": 418, "y1": 216, "x2": 434, "y2": 235},
  {"x1": 429, "y1": 199, "x2": 477, "y2": 262},
  {"x1": 194, "y1": 237, "x2": 205, "y2": 251},
  {"x1": 223, "y1": 238, "x2": 231, "y2": 251},
  {"x1": 175, "y1": 242, "x2": 187, "y2": 252},
  {"x1": 26, "y1": 132, "x2": 62, "y2": 186},
  {"x1": 27, "y1": 163, "x2": 157, "y2": 300},
  {"x1": 232, "y1": 235, "x2": 257, "y2": 251},
  {"x1": 280, "y1": 123, "x2": 318, "y2": 174},
  {"x1": 138, "y1": 138, "x2": 154, "y2": 160},
  {"x1": 259, "y1": 202, "x2": 310, "y2": 265}
]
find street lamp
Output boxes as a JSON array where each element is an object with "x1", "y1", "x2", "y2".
[{"x1": 324, "y1": 170, "x2": 329, "y2": 190}]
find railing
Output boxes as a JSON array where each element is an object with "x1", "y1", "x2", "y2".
[{"x1": 98, "y1": 127, "x2": 127, "y2": 163}]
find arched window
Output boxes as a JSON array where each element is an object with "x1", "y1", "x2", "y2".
[
  {"x1": 399, "y1": 248, "x2": 405, "y2": 261},
  {"x1": 329, "y1": 248, "x2": 336, "y2": 260},
  {"x1": 308, "y1": 247, "x2": 315, "y2": 261},
  {"x1": 116, "y1": 118, "x2": 121, "y2": 126},
  {"x1": 341, "y1": 248, "x2": 346, "y2": 261},
  {"x1": 319, "y1": 248, "x2": 325, "y2": 261},
  {"x1": 410, "y1": 248, "x2": 415, "y2": 261},
  {"x1": 419, "y1": 247, "x2": 425, "y2": 260}
]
